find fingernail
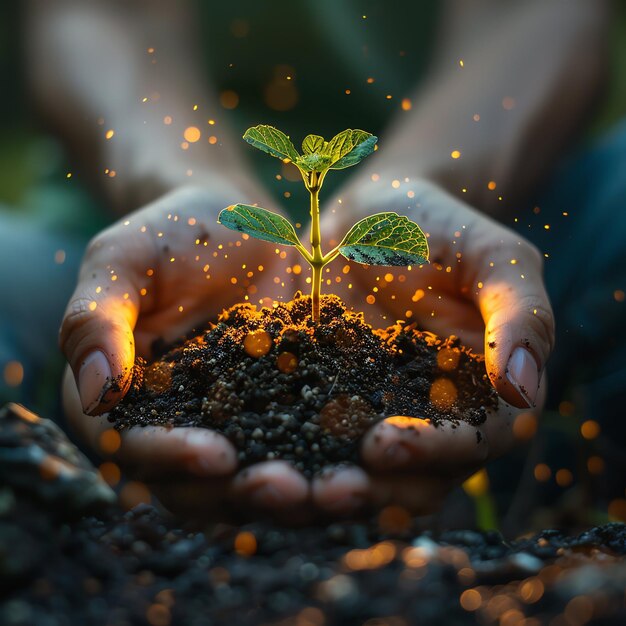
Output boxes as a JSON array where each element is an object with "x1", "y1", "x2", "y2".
[
  {"x1": 250, "y1": 483, "x2": 284, "y2": 507},
  {"x1": 506, "y1": 347, "x2": 539, "y2": 407},
  {"x1": 78, "y1": 350, "x2": 112, "y2": 415},
  {"x1": 385, "y1": 442, "x2": 412, "y2": 468}
]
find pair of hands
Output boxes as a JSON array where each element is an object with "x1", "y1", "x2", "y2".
[{"x1": 61, "y1": 178, "x2": 553, "y2": 521}]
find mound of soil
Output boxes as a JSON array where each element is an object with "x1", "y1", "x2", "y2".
[{"x1": 111, "y1": 294, "x2": 498, "y2": 475}]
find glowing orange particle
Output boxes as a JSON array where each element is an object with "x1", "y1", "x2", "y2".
[
  {"x1": 183, "y1": 126, "x2": 201, "y2": 143},
  {"x1": 119, "y1": 481, "x2": 151, "y2": 509},
  {"x1": 608, "y1": 498, "x2": 626, "y2": 522},
  {"x1": 146, "y1": 603, "x2": 171, "y2": 626},
  {"x1": 411, "y1": 288, "x2": 425, "y2": 302},
  {"x1": 343, "y1": 541, "x2": 395, "y2": 571},
  {"x1": 463, "y1": 469, "x2": 489, "y2": 497},
  {"x1": 277, "y1": 352, "x2": 298, "y2": 374},
  {"x1": 502, "y1": 96, "x2": 516, "y2": 110},
  {"x1": 429, "y1": 378, "x2": 457, "y2": 410},
  {"x1": 378, "y1": 505, "x2": 411, "y2": 534},
  {"x1": 99, "y1": 429, "x2": 121, "y2": 454},
  {"x1": 487, "y1": 181, "x2": 496, "y2": 190},
  {"x1": 243, "y1": 329, "x2": 272, "y2": 358},
  {"x1": 366, "y1": 294, "x2": 376, "y2": 305},
  {"x1": 555, "y1": 468, "x2": 573, "y2": 487},
  {"x1": 534, "y1": 463, "x2": 551, "y2": 482},
  {"x1": 99, "y1": 461, "x2": 121, "y2": 487},
  {"x1": 451, "y1": 150, "x2": 461, "y2": 159},
  {"x1": 512, "y1": 412, "x2": 538, "y2": 441},
  {"x1": 234, "y1": 531, "x2": 257, "y2": 557},
  {"x1": 519, "y1": 578, "x2": 544, "y2": 604},
  {"x1": 105, "y1": 129, "x2": 115, "y2": 140},
  {"x1": 459, "y1": 589, "x2": 481, "y2": 611},
  {"x1": 401, "y1": 98, "x2": 412, "y2": 111},
  {"x1": 437, "y1": 347, "x2": 461, "y2": 371},
  {"x1": 220, "y1": 90, "x2": 239, "y2": 109},
  {"x1": 587, "y1": 455, "x2": 605, "y2": 475},
  {"x1": 580, "y1": 419, "x2": 600, "y2": 440},
  {"x1": 3, "y1": 361, "x2": 24, "y2": 387}
]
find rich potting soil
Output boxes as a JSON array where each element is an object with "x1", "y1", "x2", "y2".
[
  {"x1": 5, "y1": 402, "x2": 626, "y2": 626},
  {"x1": 110, "y1": 294, "x2": 497, "y2": 475}
]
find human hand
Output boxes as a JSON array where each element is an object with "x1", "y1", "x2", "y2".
[
  {"x1": 61, "y1": 184, "x2": 319, "y2": 520},
  {"x1": 300, "y1": 177, "x2": 554, "y2": 516}
]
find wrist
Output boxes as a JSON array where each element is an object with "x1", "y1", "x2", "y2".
[{"x1": 100, "y1": 135, "x2": 260, "y2": 215}]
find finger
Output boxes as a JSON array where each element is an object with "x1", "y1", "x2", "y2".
[
  {"x1": 474, "y1": 235, "x2": 554, "y2": 408},
  {"x1": 59, "y1": 226, "x2": 150, "y2": 415},
  {"x1": 311, "y1": 465, "x2": 370, "y2": 515},
  {"x1": 324, "y1": 181, "x2": 555, "y2": 408},
  {"x1": 63, "y1": 367, "x2": 237, "y2": 479},
  {"x1": 230, "y1": 460, "x2": 310, "y2": 510},
  {"x1": 361, "y1": 416, "x2": 488, "y2": 474},
  {"x1": 116, "y1": 427, "x2": 238, "y2": 480}
]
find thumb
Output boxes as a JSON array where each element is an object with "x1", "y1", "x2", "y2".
[
  {"x1": 59, "y1": 235, "x2": 142, "y2": 416},
  {"x1": 475, "y1": 233, "x2": 554, "y2": 408}
]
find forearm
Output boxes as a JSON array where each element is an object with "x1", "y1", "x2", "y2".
[
  {"x1": 26, "y1": 0, "x2": 249, "y2": 214},
  {"x1": 363, "y1": 0, "x2": 609, "y2": 215}
]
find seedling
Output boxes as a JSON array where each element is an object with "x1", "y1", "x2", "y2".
[{"x1": 218, "y1": 125, "x2": 429, "y2": 322}]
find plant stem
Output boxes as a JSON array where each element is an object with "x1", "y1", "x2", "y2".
[
  {"x1": 311, "y1": 263, "x2": 322, "y2": 322},
  {"x1": 309, "y1": 177, "x2": 323, "y2": 322}
]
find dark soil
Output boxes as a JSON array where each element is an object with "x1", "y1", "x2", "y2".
[
  {"x1": 110, "y1": 294, "x2": 497, "y2": 475},
  {"x1": 3, "y1": 402, "x2": 625, "y2": 626},
  {"x1": 4, "y1": 499, "x2": 626, "y2": 626}
]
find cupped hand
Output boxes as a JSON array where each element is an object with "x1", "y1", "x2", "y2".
[
  {"x1": 61, "y1": 184, "x2": 316, "y2": 520},
  {"x1": 62, "y1": 179, "x2": 554, "y2": 522},
  {"x1": 323, "y1": 178, "x2": 554, "y2": 408},
  {"x1": 300, "y1": 177, "x2": 554, "y2": 517}
]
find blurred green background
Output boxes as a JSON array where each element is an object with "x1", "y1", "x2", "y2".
[{"x1": 1, "y1": 2, "x2": 625, "y2": 209}]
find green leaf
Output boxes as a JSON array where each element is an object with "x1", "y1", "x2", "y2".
[
  {"x1": 243, "y1": 125, "x2": 300, "y2": 162},
  {"x1": 294, "y1": 153, "x2": 332, "y2": 172},
  {"x1": 218, "y1": 204, "x2": 301, "y2": 247},
  {"x1": 325, "y1": 129, "x2": 378, "y2": 170},
  {"x1": 302, "y1": 134, "x2": 326, "y2": 155},
  {"x1": 339, "y1": 212, "x2": 429, "y2": 266}
]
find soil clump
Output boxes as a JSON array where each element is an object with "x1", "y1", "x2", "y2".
[{"x1": 111, "y1": 294, "x2": 498, "y2": 475}]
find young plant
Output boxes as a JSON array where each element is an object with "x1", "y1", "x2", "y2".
[{"x1": 218, "y1": 125, "x2": 429, "y2": 322}]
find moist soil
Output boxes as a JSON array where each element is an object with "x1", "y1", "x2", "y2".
[
  {"x1": 3, "y1": 402, "x2": 626, "y2": 626},
  {"x1": 110, "y1": 294, "x2": 498, "y2": 475},
  {"x1": 4, "y1": 499, "x2": 626, "y2": 626}
]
